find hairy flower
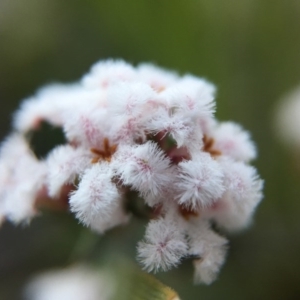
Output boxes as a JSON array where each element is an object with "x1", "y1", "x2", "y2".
[
  {"x1": 113, "y1": 142, "x2": 174, "y2": 198},
  {"x1": 176, "y1": 153, "x2": 225, "y2": 209},
  {"x1": 0, "y1": 134, "x2": 46, "y2": 223},
  {"x1": 205, "y1": 159, "x2": 264, "y2": 231},
  {"x1": 46, "y1": 145, "x2": 91, "y2": 197},
  {"x1": 188, "y1": 220, "x2": 228, "y2": 284},
  {"x1": 137, "y1": 218, "x2": 188, "y2": 272},
  {"x1": 69, "y1": 163, "x2": 126, "y2": 232}
]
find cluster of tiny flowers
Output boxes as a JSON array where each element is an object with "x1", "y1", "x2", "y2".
[{"x1": 0, "y1": 60, "x2": 263, "y2": 284}]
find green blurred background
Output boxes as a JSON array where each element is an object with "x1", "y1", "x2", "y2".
[{"x1": 1, "y1": 0, "x2": 300, "y2": 299}]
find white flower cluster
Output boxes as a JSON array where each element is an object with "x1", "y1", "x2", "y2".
[{"x1": 0, "y1": 60, "x2": 263, "y2": 284}]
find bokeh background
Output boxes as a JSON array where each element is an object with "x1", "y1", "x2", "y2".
[{"x1": 1, "y1": 0, "x2": 300, "y2": 299}]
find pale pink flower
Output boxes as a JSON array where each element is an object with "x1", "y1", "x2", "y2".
[
  {"x1": 213, "y1": 122, "x2": 256, "y2": 162},
  {"x1": 113, "y1": 142, "x2": 174, "y2": 199},
  {"x1": 0, "y1": 134, "x2": 46, "y2": 223},
  {"x1": 82, "y1": 59, "x2": 136, "y2": 88},
  {"x1": 13, "y1": 84, "x2": 92, "y2": 132},
  {"x1": 205, "y1": 159, "x2": 263, "y2": 231},
  {"x1": 137, "y1": 63, "x2": 178, "y2": 92},
  {"x1": 46, "y1": 145, "x2": 91, "y2": 197},
  {"x1": 137, "y1": 217, "x2": 188, "y2": 272},
  {"x1": 176, "y1": 152, "x2": 225, "y2": 209},
  {"x1": 188, "y1": 220, "x2": 228, "y2": 285},
  {"x1": 69, "y1": 163, "x2": 124, "y2": 231}
]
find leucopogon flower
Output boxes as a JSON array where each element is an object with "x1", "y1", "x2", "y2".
[{"x1": 0, "y1": 60, "x2": 263, "y2": 284}]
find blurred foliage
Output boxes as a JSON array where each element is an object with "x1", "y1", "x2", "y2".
[
  {"x1": 1, "y1": 0, "x2": 300, "y2": 299},
  {"x1": 105, "y1": 258, "x2": 180, "y2": 300}
]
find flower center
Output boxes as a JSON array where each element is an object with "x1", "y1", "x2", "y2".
[{"x1": 90, "y1": 138, "x2": 117, "y2": 163}]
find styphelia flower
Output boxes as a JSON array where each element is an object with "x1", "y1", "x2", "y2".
[
  {"x1": 106, "y1": 82, "x2": 158, "y2": 143},
  {"x1": 201, "y1": 158, "x2": 263, "y2": 232},
  {"x1": 187, "y1": 220, "x2": 228, "y2": 285},
  {"x1": 213, "y1": 122, "x2": 256, "y2": 162},
  {"x1": 69, "y1": 162, "x2": 126, "y2": 232},
  {"x1": 13, "y1": 84, "x2": 91, "y2": 133},
  {"x1": 0, "y1": 134, "x2": 47, "y2": 224},
  {"x1": 137, "y1": 217, "x2": 188, "y2": 272},
  {"x1": 0, "y1": 59, "x2": 263, "y2": 284},
  {"x1": 82, "y1": 59, "x2": 136, "y2": 88},
  {"x1": 113, "y1": 142, "x2": 174, "y2": 199},
  {"x1": 175, "y1": 152, "x2": 225, "y2": 209},
  {"x1": 137, "y1": 63, "x2": 178, "y2": 92},
  {"x1": 46, "y1": 145, "x2": 91, "y2": 197}
]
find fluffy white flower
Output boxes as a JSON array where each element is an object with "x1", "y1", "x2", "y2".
[
  {"x1": 188, "y1": 220, "x2": 228, "y2": 285},
  {"x1": 169, "y1": 75, "x2": 216, "y2": 118},
  {"x1": 206, "y1": 159, "x2": 263, "y2": 231},
  {"x1": 13, "y1": 84, "x2": 96, "y2": 133},
  {"x1": 69, "y1": 163, "x2": 123, "y2": 230},
  {"x1": 82, "y1": 59, "x2": 136, "y2": 88},
  {"x1": 176, "y1": 153, "x2": 225, "y2": 209},
  {"x1": 137, "y1": 63, "x2": 178, "y2": 92},
  {"x1": 107, "y1": 82, "x2": 157, "y2": 118},
  {"x1": 137, "y1": 217, "x2": 188, "y2": 272},
  {"x1": 143, "y1": 185, "x2": 177, "y2": 208},
  {"x1": 90, "y1": 201, "x2": 130, "y2": 234},
  {"x1": 46, "y1": 145, "x2": 91, "y2": 197},
  {"x1": 4, "y1": 179, "x2": 41, "y2": 224},
  {"x1": 146, "y1": 106, "x2": 204, "y2": 152},
  {"x1": 106, "y1": 82, "x2": 158, "y2": 143},
  {"x1": 113, "y1": 142, "x2": 174, "y2": 198},
  {"x1": 146, "y1": 76, "x2": 216, "y2": 153},
  {"x1": 24, "y1": 265, "x2": 114, "y2": 300},
  {"x1": 0, "y1": 134, "x2": 46, "y2": 223},
  {"x1": 213, "y1": 122, "x2": 256, "y2": 162},
  {"x1": 63, "y1": 97, "x2": 108, "y2": 148}
]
